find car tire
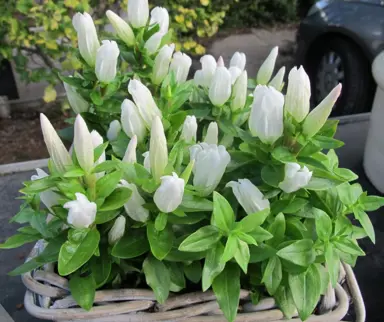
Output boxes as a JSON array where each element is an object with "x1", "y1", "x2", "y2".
[{"x1": 306, "y1": 36, "x2": 375, "y2": 115}]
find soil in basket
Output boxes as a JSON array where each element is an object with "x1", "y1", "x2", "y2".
[{"x1": 0, "y1": 107, "x2": 67, "y2": 165}]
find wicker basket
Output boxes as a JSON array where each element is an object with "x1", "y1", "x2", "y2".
[{"x1": 22, "y1": 241, "x2": 366, "y2": 322}]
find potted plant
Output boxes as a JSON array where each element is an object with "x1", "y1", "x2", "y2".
[{"x1": 1, "y1": 1, "x2": 382, "y2": 321}]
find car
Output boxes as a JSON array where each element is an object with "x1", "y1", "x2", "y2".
[{"x1": 296, "y1": 0, "x2": 384, "y2": 115}]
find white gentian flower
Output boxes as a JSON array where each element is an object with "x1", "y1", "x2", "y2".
[
  {"x1": 279, "y1": 162, "x2": 313, "y2": 193},
  {"x1": 149, "y1": 116, "x2": 168, "y2": 181},
  {"x1": 256, "y1": 46, "x2": 278, "y2": 85},
  {"x1": 209, "y1": 58, "x2": 232, "y2": 106},
  {"x1": 194, "y1": 55, "x2": 217, "y2": 87},
  {"x1": 269, "y1": 66, "x2": 286, "y2": 91},
  {"x1": 169, "y1": 52, "x2": 192, "y2": 83},
  {"x1": 150, "y1": 7, "x2": 169, "y2": 33},
  {"x1": 229, "y1": 66, "x2": 242, "y2": 84},
  {"x1": 231, "y1": 70, "x2": 248, "y2": 111},
  {"x1": 108, "y1": 215, "x2": 126, "y2": 244},
  {"x1": 230, "y1": 52, "x2": 246, "y2": 71},
  {"x1": 204, "y1": 122, "x2": 219, "y2": 145},
  {"x1": 144, "y1": 32, "x2": 164, "y2": 55},
  {"x1": 63, "y1": 82, "x2": 88, "y2": 114},
  {"x1": 181, "y1": 115, "x2": 197, "y2": 142},
  {"x1": 143, "y1": 151, "x2": 151, "y2": 171},
  {"x1": 106, "y1": 120, "x2": 121, "y2": 142},
  {"x1": 127, "y1": 0, "x2": 149, "y2": 28},
  {"x1": 152, "y1": 44, "x2": 175, "y2": 85},
  {"x1": 64, "y1": 193, "x2": 97, "y2": 229},
  {"x1": 121, "y1": 99, "x2": 146, "y2": 142},
  {"x1": 74, "y1": 114, "x2": 94, "y2": 172},
  {"x1": 95, "y1": 40, "x2": 120, "y2": 83},
  {"x1": 106, "y1": 10, "x2": 134, "y2": 46},
  {"x1": 120, "y1": 180, "x2": 149, "y2": 222},
  {"x1": 123, "y1": 135, "x2": 137, "y2": 163},
  {"x1": 154, "y1": 172, "x2": 185, "y2": 213}
]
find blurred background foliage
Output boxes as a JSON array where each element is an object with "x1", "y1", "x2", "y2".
[{"x1": 0, "y1": 0, "x2": 315, "y2": 101}]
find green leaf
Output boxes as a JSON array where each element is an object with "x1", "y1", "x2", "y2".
[
  {"x1": 235, "y1": 231, "x2": 257, "y2": 245},
  {"x1": 212, "y1": 263, "x2": 240, "y2": 322},
  {"x1": 249, "y1": 244, "x2": 277, "y2": 263},
  {"x1": 275, "y1": 286, "x2": 296, "y2": 319},
  {"x1": 180, "y1": 193, "x2": 213, "y2": 212},
  {"x1": 276, "y1": 239, "x2": 315, "y2": 267},
  {"x1": 212, "y1": 192, "x2": 235, "y2": 233},
  {"x1": 325, "y1": 243, "x2": 339, "y2": 287},
  {"x1": 94, "y1": 142, "x2": 109, "y2": 163},
  {"x1": 289, "y1": 264, "x2": 322, "y2": 321},
  {"x1": 261, "y1": 165, "x2": 285, "y2": 188},
  {"x1": 96, "y1": 171, "x2": 123, "y2": 199},
  {"x1": 221, "y1": 234, "x2": 238, "y2": 263},
  {"x1": 336, "y1": 182, "x2": 362, "y2": 206},
  {"x1": 267, "y1": 213, "x2": 286, "y2": 247},
  {"x1": 247, "y1": 226, "x2": 273, "y2": 243},
  {"x1": 359, "y1": 195, "x2": 384, "y2": 211},
  {"x1": 234, "y1": 239, "x2": 250, "y2": 273},
  {"x1": 147, "y1": 222, "x2": 174, "y2": 260},
  {"x1": 305, "y1": 177, "x2": 336, "y2": 191},
  {"x1": 100, "y1": 187, "x2": 132, "y2": 211},
  {"x1": 271, "y1": 146, "x2": 296, "y2": 162},
  {"x1": 90, "y1": 91, "x2": 103, "y2": 106},
  {"x1": 69, "y1": 273, "x2": 96, "y2": 311},
  {"x1": 179, "y1": 226, "x2": 222, "y2": 252},
  {"x1": 0, "y1": 233, "x2": 39, "y2": 249},
  {"x1": 202, "y1": 243, "x2": 226, "y2": 291},
  {"x1": 95, "y1": 210, "x2": 120, "y2": 224},
  {"x1": 312, "y1": 136, "x2": 344, "y2": 149},
  {"x1": 334, "y1": 168, "x2": 358, "y2": 181},
  {"x1": 165, "y1": 249, "x2": 205, "y2": 262},
  {"x1": 10, "y1": 207, "x2": 35, "y2": 224},
  {"x1": 333, "y1": 237, "x2": 365, "y2": 256},
  {"x1": 90, "y1": 250, "x2": 111, "y2": 288},
  {"x1": 353, "y1": 208, "x2": 375, "y2": 243},
  {"x1": 262, "y1": 256, "x2": 282, "y2": 295},
  {"x1": 284, "y1": 198, "x2": 309, "y2": 214},
  {"x1": 64, "y1": 167, "x2": 85, "y2": 178},
  {"x1": 58, "y1": 228, "x2": 100, "y2": 276},
  {"x1": 155, "y1": 213, "x2": 168, "y2": 231},
  {"x1": 315, "y1": 209, "x2": 332, "y2": 241},
  {"x1": 93, "y1": 161, "x2": 120, "y2": 174},
  {"x1": 112, "y1": 228, "x2": 149, "y2": 259},
  {"x1": 184, "y1": 261, "x2": 202, "y2": 284},
  {"x1": 167, "y1": 213, "x2": 206, "y2": 225},
  {"x1": 21, "y1": 176, "x2": 57, "y2": 194},
  {"x1": 237, "y1": 208, "x2": 270, "y2": 232},
  {"x1": 143, "y1": 255, "x2": 170, "y2": 304},
  {"x1": 167, "y1": 262, "x2": 186, "y2": 292}
]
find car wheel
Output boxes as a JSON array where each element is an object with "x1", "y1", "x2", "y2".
[{"x1": 306, "y1": 37, "x2": 374, "y2": 115}]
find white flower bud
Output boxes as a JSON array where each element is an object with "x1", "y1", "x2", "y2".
[
  {"x1": 31, "y1": 168, "x2": 60, "y2": 211},
  {"x1": 106, "y1": 120, "x2": 121, "y2": 142},
  {"x1": 149, "y1": 116, "x2": 168, "y2": 181},
  {"x1": 256, "y1": 46, "x2": 278, "y2": 85},
  {"x1": 150, "y1": 7, "x2": 169, "y2": 33},
  {"x1": 91, "y1": 130, "x2": 105, "y2": 165},
  {"x1": 108, "y1": 215, "x2": 126, "y2": 244},
  {"x1": 190, "y1": 143, "x2": 231, "y2": 196},
  {"x1": 95, "y1": 40, "x2": 120, "y2": 83},
  {"x1": 231, "y1": 70, "x2": 248, "y2": 111},
  {"x1": 181, "y1": 115, "x2": 197, "y2": 142},
  {"x1": 121, "y1": 99, "x2": 146, "y2": 142},
  {"x1": 144, "y1": 32, "x2": 164, "y2": 55},
  {"x1": 284, "y1": 66, "x2": 311, "y2": 122},
  {"x1": 154, "y1": 172, "x2": 185, "y2": 213},
  {"x1": 106, "y1": 10, "x2": 134, "y2": 46},
  {"x1": 204, "y1": 122, "x2": 219, "y2": 145},
  {"x1": 226, "y1": 179, "x2": 270, "y2": 215},
  {"x1": 248, "y1": 85, "x2": 284, "y2": 145},
  {"x1": 63, "y1": 82, "x2": 88, "y2": 114},
  {"x1": 143, "y1": 151, "x2": 151, "y2": 171},
  {"x1": 279, "y1": 162, "x2": 313, "y2": 193},
  {"x1": 230, "y1": 52, "x2": 246, "y2": 71},
  {"x1": 269, "y1": 66, "x2": 285, "y2": 91},
  {"x1": 229, "y1": 66, "x2": 242, "y2": 85},
  {"x1": 128, "y1": 80, "x2": 162, "y2": 128},
  {"x1": 152, "y1": 44, "x2": 175, "y2": 85},
  {"x1": 194, "y1": 55, "x2": 217, "y2": 87},
  {"x1": 123, "y1": 135, "x2": 137, "y2": 163},
  {"x1": 64, "y1": 193, "x2": 97, "y2": 228},
  {"x1": 74, "y1": 114, "x2": 94, "y2": 172},
  {"x1": 40, "y1": 113, "x2": 72, "y2": 174},
  {"x1": 120, "y1": 180, "x2": 149, "y2": 222},
  {"x1": 303, "y1": 84, "x2": 342, "y2": 138},
  {"x1": 127, "y1": 0, "x2": 149, "y2": 28},
  {"x1": 209, "y1": 66, "x2": 232, "y2": 106},
  {"x1": 170, "y1": 52, "x2": 192, "y2": 83},
  {"x1": 72, "y1": 13, "x2": 100, "y2": 67}
]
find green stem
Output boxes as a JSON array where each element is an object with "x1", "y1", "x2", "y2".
[{"x1": 85, "y1": 174, "x2": 97, "y2": 201}]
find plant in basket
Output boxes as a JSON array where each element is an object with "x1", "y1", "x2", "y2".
[{"x1": 1, "y1": 0, "x2": 384, "y2": 321}]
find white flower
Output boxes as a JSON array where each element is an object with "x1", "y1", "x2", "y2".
[
  {"x1": 95, "y1": 40, "x2": 120, "y2": 83},
  {"x1": 181, "y1": 115, "x2": 197, "y2": 142},
  {"x1": 226, "y1": 179, "x2": 270, "y2": 215},
  {"x1": 285, "y1": 66, "x2": 311, "y2": 122},
  {"x1": 144, "y1": 32, "x2": 164, "y2": 55},
  {"x1": 127, "y1": 0, "x2": 149, "y2": 28},
  {"x1": 106, "y1": 120, "x2": 121, "y2": 142},
  {"x1": 150, "y1": 7, "x2": 169, "y2": 33},
  {"x1": 108, "y1": 215, "x2": 126, "y2": 244},
  {"x1": 194, "y1": 55, "x2": 217, "y2": 87},
  {"x1": 154, "y1": 172, "x2": 185, "y2": 213},
  {"x1": 74, "y1": 114, "x2": 94, "y2": 172},
  {"x1": 230, "y1": 52, "x2": 246, "y2": 71},
  {"x1": 204, "y1": 122, "x2": 218, "y2": 145},
  {"x1": 64, "y1": 193, "x2": 97, "y2": 228},
  {"x1": 190, "y1": 143, "x2": 231, "y2": 196},
  {"x1": 209, "y1": 62, "x2": 232, "y2": 106},
  {"x1": 72, "y1": 13, "x2": 100, "y2": 67},
  {"x1": 121, "y1": 99, "x2": 146, "y2": 142},
  {"x1": 120, "y1": 180, "x2": 149, "y2": 222},
  {"x1": 128, "y1": 80, "x2": 162, "y2": 128},
  {"x1": 248, "y1": 85, "x2": 284, "y2": 145},
  {"x1": 269, "y1": 66, "x2": 285, "y2": 91},
  {"x1": 231, "y1": 70, "x2": 248, "y2": 111},
  {"x1": 303, "y1": 84, "x2": 342, "y2": 137},
  {"x1": 40, "y1": 113, "x2": 72, "y2": 174},
  {"x1": 256, "y1": 46, "x2": 278, "y2": 85},
  {"x1": 149, "y1": 116, "x2": 168, "y2": 181},
  {"x1": 123, "y1": 135, "x2": 137, "y2": 163},
  {"x1": 152, "y1": 44, "x2": 175, "y2": 85},
  {"x1": 279, "y1": 162, "x2": 313, "y2": 193},
  {"x1": 228, "y1": 66, "x2": 242, "y2": 84},
  {"x1": 169, "y1": 52, "x2": 192, "y2": 83},
  {"x1": 91, "y1": 130, "x2": 105, "y2": 165},
  {"x1": 31, "y1": 168, "x2": 60, "y2": 211},
  {"x1": 63, "y1": 82, "x2": 88, "y2": 114},
  {"x1": 142, "y1": 151, "x2": 151, "y2": 171},
  {"x1": 106, "y1": 10, "x2": 134, "y2": 46}
]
